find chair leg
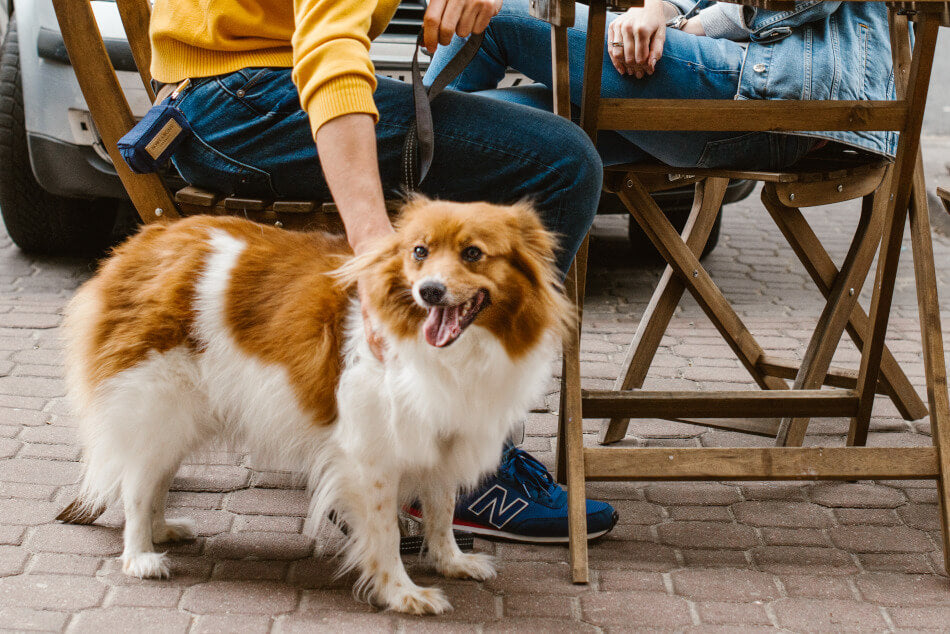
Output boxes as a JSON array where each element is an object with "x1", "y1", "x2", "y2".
[
  {"x1": 905, "y1": 158, "x2": 950, "y2": 575},
  {"x1": 763, "y1": 180, "x2": 927, "y2": 423},
  {"x1": 557, "y1": 237, "x2": 589, "y2": 485},
  {"x1": 763, "y1": 184, "x2": 888, "y2": 446},
  {"x1": 617, "y1": 177, "x2": 789, "y2": 393},
  {"x1": 555, "y1": 239, "x2": 590, "y2": 583},
  {"x1": 600, "y1": 176, "x2": 729, "y2": 445}
]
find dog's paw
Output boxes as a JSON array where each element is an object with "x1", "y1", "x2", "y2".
[
  {"x1": 436, "y1": 552, "x2": 496, "y2": 581},
  {"x1": 387, "y1": 585, "x2": 452, "y2": 615},
  {"x1": 152, "y1": 518, "x2": 196, "y2": 543},
  {"x1": 121, "y1": 552, "x2": 170, "y2": 579}
]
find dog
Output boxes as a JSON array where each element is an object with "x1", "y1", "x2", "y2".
[{"x1": 57, "y1": 197, "x2": 571, "y2": 614}]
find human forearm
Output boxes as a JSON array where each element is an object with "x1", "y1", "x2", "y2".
[{"x1": 315, "y1": 113, "x2": 393, "y2": 254}]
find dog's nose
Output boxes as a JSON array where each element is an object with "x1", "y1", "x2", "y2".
[{"x1": 419, "y1": 281, "x2": 447, "y2": 305}]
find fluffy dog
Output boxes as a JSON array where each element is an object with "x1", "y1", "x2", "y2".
[{"x1": 58, "y1": 197, "x2": 570, "y2": 614}]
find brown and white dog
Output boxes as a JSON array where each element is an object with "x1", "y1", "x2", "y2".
[{"x1": 59, "y1": 197, "x2": 570, "y2": 614}]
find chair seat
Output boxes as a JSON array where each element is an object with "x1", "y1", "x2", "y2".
[
  {"x1": 605, "y1": 145, "x2": 890, "y2": 184},
  {"x1": 173, "y1": 186, "x2": 402, "y2": 231}
]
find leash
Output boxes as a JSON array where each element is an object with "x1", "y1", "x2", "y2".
[{"x1": 401, "y1": 30, "x2": 485, "y2": 191}]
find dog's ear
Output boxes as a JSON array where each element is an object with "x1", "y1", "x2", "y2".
[
  {"x1": 332, "y1": 233, "x2": 401, "y2": 289},
  {"x1": 507, "y1": 201, "x2": 560, "y2": 286}
]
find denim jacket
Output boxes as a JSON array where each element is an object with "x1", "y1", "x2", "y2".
[{"x1": 667, "y1": 1, "x2": 897, "y2": 156}]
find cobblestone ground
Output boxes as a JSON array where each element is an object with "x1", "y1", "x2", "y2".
[{"x1": 1, "y1": 139, "x2": 949, "y2": 632}]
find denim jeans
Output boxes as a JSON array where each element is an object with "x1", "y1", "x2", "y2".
[
  {"x1": 169, "y1": 70, "x2": 602, "y2": 275},
  {"x1": 425, "y1": 0, "x2": 815, "y2": 170}
]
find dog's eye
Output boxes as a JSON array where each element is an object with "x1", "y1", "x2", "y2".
[
  {"x1": 461, "y1": 246, "x2": 483, "y2": 263},
  {"x1": 412, "y1": 245, "x2": 428, "y2": 261}
]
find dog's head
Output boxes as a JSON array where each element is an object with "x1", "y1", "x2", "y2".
[{"x1": 341, "y1": 197, "x2": 572, "y2": 357}]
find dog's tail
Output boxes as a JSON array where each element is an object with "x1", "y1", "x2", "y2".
[{"x1": 56, "y1": 498, "x2": 106, "y2": 525}]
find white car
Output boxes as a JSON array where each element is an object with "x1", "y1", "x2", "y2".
[{"x1": 0, "y1": 0, "x2": 740, "y2": 258}]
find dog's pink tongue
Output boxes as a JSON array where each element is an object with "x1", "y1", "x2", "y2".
[{"x1": 424, "y1": 305, "x2": 462, "y2": 347}]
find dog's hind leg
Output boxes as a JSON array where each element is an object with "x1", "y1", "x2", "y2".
[
  {"x1": 420, "y1": 478, "x2": 495, "y2": 581},
  {"x1": 150, "y1": 469, "x2": 196, "y2": 544},
  {"x1": 120, "y1": 463, "x2": 175, "y2": 578},
  {"x1": 338, "y1": 468, "x2": 452, "y2": 615}
]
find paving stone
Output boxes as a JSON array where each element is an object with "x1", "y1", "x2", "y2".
[
  {"x1": 0, "y1": 607, "x2": 70, "y2": 631},
  {"x1": 897, "y1": 504, "x2": 941, "y2": 531},
  {"x1": 644, "y1": 483, "x2": 741, "y2": 505},
  {"x1": 0, "y1": 457, "x2": 79, "y2": 485},
  {"x1": 671, "y1": 569, "x2": 781, "y2": 602},
  {"x1": 752, "y1": 546, "x2": 859, "y2": 575},
  {"x1": 484, "y1": 618, "x2": 598, "y2": 633},
  {"x1": 0, "y1": 546, "x2": 27, "y2": 576},
  {"x1": 657, "y1": 522, "x2": 759, "y2": 549},
  {"x1": 172, "y1": 465, "x2": 250, "y2": 492},
  {"x1": 834, "y1": 507, "x2": 901, "y2": 525},
  {"x1": 502, "y1": 593, "x2": 575, "y2": 619},
  {"x1": 581, "y1": 591, "x2": 693, "y2": 629},
  {"x1": 0, "y1": 525, "x2": 25, "y2": 546},
  {"x1": 680, "y1": 548, "x2": 752, "y2": 569},
  {"x1": 586, "y1": 539, "x2": 678, "y2": 571},
  {"x1": 0, "y1": 574, "x2": 106, "y2": 610},
  {"x1": 212, "y1": 559, "x2": 289, "y2": 581},
  {"x1": 180, "y1": 581, "x2": 299, "y2": 615},
  {"x1": 731, "y1": 501, "x2": 835, "y2": 528},
  {"x1": 191, "y1": 615, "x2": 274, "y2": 634},
  {"x1": 227, "y1": 488, "x2": 310, "y2": 516},
  {"x1": 106, "y1": 584, "x2": 184, "y2": 607},
  {"x1": 597, "y1": 570, "x2": 666, "y2": 593},
  {"x1": 275, "y1": 612, "x2": 395, "y2": 633},
  {"x1": 855, "y1": 573, "x2": 950, "y2": 606},
  {"x1": 69, "y1": 607, "x2": 192, "y2": 633},
  {"x1": 205, "y1": 532, "x2": 313, "y2": 561},
  {"x1": 829, "y1": 525, "x2": 933, "y2": 553},
  {"x1": 28, "y1": 523, "x2": 123, "y2": 556},
  {"x1": 234, "y1": 514, "x2": 304, "y2": 534},
  {"x1": 737, "y1": 482, "x2": 807, "y2": 501},
  {"x1": 0, "y1": 481, "x2": 58, "y2": 500},
  {"x1": 889, "y1": 606, "x2": 950, "y2": 629},
  {"x1": 668, "y1": 505, "x2": 733, "y2": 522},
  {"x1": 486, "y1": 562, "x2": 590, "y2": 595},
  {"x1": 696, "y1": 601, "x2": 772, "y2": 626},
  {"x1": 612, "y1": 500, "x2": 663, "y2": 524},
  {"x1": 779, "y1": 574, "x2": 854, "y2": 599},
  {"x1": 772, "y1": 598, "x2": 888, "y2": 631},
  {"x1": 27, "y1": 553, "x2": 101, "y2": 576},
  {"x1": 166, "y1": 491, "x2": 225, "y2": 510},
  {"x1": 858, "y1": 553, "x2": 935, "y2": 574},
  {"x1": 760, "y1": 527, "x2": 831, "y2": 547},
  {"x1": 0, "y1": 407, "x2": 48, "y2": 425},
  {"x1": 810, "y1": 482, "x2": 906, "y2": 508}
]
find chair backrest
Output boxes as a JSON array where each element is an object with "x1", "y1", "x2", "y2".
[{"x1": 52, "y1": 0, "x2": 179, "y2": 223}]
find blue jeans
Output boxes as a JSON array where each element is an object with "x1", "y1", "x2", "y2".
[
  {"x1": 425, "y1": 0, "x2": 815, "y2": 170},
  {"x1": 169, "y1": 70, "x2": 602, "y2": 275}
]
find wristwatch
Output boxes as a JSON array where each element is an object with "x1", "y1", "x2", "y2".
[{"x1": 666, "y1": 14, "x2": 689, "y2": 29}]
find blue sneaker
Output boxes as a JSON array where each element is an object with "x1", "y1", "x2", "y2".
[{"x1": 408, "y1": 447, "x2": 618, "y2": 543}]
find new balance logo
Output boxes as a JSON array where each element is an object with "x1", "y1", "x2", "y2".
[{"x1": 467, "y1": 485, "x2": 529, "y2": 529}]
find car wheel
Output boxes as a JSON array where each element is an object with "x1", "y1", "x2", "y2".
[
  {"x1": 627, "y1": 206, "x2": 722, "y2": 264},
  {"x1": 0, "y1": 18, "x2": 117, "y2": 257}
]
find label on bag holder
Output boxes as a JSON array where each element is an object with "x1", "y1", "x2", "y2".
[{"x1": 117, "y1": 80, "x2": 193, "y2": 174}]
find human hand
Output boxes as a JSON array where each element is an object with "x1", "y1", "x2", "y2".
[
  {"x1": 423, "y1": 0, "x2": 503, "y2": 53},
  {"x1": 607, "y1": 0, "x2": 667, "y2": 78}
]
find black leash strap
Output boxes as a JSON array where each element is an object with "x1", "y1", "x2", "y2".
[{"x1": 402, "y1": 31, "x2": 485, "y2": 191}]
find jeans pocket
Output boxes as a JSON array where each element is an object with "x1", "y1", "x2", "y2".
[
  {"x1": 172, "y1": 132, "x2": 278, "y2": 199},
  {"x1": 214, "y1": 68, "x2": 300, "y2": 117}
]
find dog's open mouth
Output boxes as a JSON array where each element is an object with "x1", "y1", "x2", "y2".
[{"x1": 423, "y1": 289, "x2": 490, "y2": 348}]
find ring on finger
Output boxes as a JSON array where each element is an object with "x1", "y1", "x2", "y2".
[{"x1": 610, "y1": 41, "x2": 623, "y2": 47}]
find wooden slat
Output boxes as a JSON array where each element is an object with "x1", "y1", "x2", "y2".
[
  {"x1": 272, "y1": 201, "x2": 316, "y2": 213},
  {"x1": 773, "y1": 166, "x2": 887, "y2": 208},
  {"x1": 584, "y1": 447, "x2": 940, "y2": 481},
  {"x1": 600, "y1": 178, "x2": 728, "y2": 445},
  {"x1": 597, "y1": 100, "x2": 907, "y2": 132},
  {"x1": 528, "y1": 0, "x2": 575, "y2": 27},
  {"x1": 758, "y1": 356, "x2": 895, "y2": 397},
  {"x1": 175, "y1": 186, "x2": 220, "y2": 207},
  {"x1": 115, "y1": 0, "x2": 154, "y2": 99},
  {"x1": 51, "y1": 0, "x2": 179, "y2": 223},
  {"x1": 224, "y1": 197, "x2": 271, "y2": 212},
  {"x1": 938, "y1": 187, "x2": 950, "y2": 215},
  {"x1": 670, "y1": 418, "x2": 780, "y2": 438},
  {"x1": 579, "y1": 0, "x2": 607, "y2": 143},
  {"x1": 583, "y1": 390, "x2": 859, "y2": 419}
]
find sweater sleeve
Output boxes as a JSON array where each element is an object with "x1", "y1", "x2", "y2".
[
  {"x1": 292, "y1": 0, "x2": 379, "y2": 137},
  {"x1": 697, "y1": 3, "x2": 750, "y2": 40}
]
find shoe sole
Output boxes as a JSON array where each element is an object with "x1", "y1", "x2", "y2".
[{"x1": 404, "y1": 508, "x2": 617, "y2": 543}]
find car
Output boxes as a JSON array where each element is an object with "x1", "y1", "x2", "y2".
[{"x1": 0, "y1": 0, "x2": 750, "y2": 257}]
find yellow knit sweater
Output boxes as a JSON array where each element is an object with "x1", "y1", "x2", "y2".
[{"x1": 149, "y1": 0, "x2": 401, "y2": 137}]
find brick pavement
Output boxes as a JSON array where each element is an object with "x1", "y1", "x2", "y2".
[{"x1": 0, "y1": 139, "x2": 949, "y2": 632}]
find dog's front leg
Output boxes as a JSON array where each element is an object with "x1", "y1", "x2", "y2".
[
  {"x1": 420, "y1": 480, "x2": 496, "y2": 581},
  {"x1": 344, "y1": 471, "x2": 452, "y2": 615}
]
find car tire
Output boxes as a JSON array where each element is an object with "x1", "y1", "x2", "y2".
[
  {"x1": 0, "y1": 18, "x2": 117, "y2": 257},
  {"x1": 627, "y1": 206, "x2": 722, "y2": 263}
]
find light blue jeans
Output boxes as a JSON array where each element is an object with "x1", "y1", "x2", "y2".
[{"x1": 425, "y1": 0, "x2": 816, "y2": 170}]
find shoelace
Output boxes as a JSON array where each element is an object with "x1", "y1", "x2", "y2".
[{"x1": 500, "y1": 447, "x2": 558, "y2": 502}]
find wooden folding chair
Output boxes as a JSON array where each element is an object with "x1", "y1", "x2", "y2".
[
  {"x1": 51, "y1": 0, "x2": 361, "y2": 232},
  {"x1": 939, "y1": 187, "x2": 950, "y2": 215},
  {"x1": 534, "y1": 0, "x2": 950, "y2": 583}
]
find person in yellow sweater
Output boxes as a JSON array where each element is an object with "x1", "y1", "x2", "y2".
[{"x1": 149, "y1": 0, "x2": 618, "y2": 544}]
